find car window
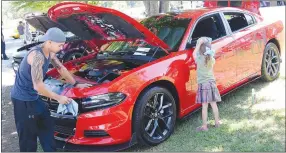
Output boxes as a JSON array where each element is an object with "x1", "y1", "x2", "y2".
[
  {"x1": 217, "y1": 1, "x2": 242, "y2": 7},
  {"x1": 223, "y1": 12, "x2": 249, "y2": 32},
  {"x1": 244, "y1": 14, "x2": 255, "y2": 25},
  {"x1": 141, "y1": 16, "x2": 191, "y2": 51},
  {"x1": 191, "y1": 14, "x2": 226, "y2": 41}
]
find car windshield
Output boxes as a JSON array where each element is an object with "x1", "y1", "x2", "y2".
[
  {"x1": 101, "y1": 39, "x2": 168, "y2": 58},
  {"x1": 140, "y1": 15, "x2": 191, "y2": 51}
]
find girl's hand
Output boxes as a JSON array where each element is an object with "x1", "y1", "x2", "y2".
[{"x1": 197, "y1": 37, "x2": 207, "y2": 46}]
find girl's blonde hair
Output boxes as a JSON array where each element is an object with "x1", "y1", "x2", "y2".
[{"x1": 200, "y1": 44, "x2": 212, "y2": 68}]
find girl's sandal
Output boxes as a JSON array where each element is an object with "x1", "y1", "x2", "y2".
[
  {"x1": 196, "y1": 126, "x2": 208, "y2": 132},
  {"x1": 214, "y1": 121, "x2": 223, "y2": 128}
]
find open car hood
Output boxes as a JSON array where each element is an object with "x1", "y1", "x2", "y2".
[
  {"x1": 25, "y1": 14, "x2": 68, "y2": 32},
  {"x1": 47, "y1": 2, "x2": 170, "y2": 53}
]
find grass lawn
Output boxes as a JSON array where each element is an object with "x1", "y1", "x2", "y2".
[{"x1": 126, "y1": 75, "x2": 285, "y2": 152}]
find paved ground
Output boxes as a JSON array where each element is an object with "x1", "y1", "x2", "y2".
[
  {"x1": 1, "y1": 6, "x2": 285, "y2": 152},
  {"x1": 1, "y1": 38, "x2": 25, "y2": 152}
]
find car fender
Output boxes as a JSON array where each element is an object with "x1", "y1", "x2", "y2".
[{"x1": 109, "y1": 53, "x2": 190, "y2": 114}]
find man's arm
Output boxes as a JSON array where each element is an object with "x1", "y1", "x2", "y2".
[
  {"x1": 50, "y1": 55, "x2": 76, "y2": 85},
  {"x1": 30, "y1": 51, "x2": 70, "y2": 104}
]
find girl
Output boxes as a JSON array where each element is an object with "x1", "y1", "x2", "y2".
[{"x1": 192, "y1": 37, "x2": 222, "y2": 132}]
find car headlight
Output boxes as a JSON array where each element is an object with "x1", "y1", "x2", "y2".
[{"x1": 82, "y1": 92, "x2": 126, "y2": 110}]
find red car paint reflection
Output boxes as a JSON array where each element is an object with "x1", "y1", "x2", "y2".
[{"x1": 44, "y1": 1, "x2": 283, "y2": 150}]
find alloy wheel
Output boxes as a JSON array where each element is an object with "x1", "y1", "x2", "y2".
[
  {"x1": 265, "y1": 47, "x2": 280, "y2": 77},
  {"x1": 143, "y1": 93, "x2": 174, "y2": 140}
]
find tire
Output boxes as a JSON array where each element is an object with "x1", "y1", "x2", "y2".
[
  {"x1": 62, "y1": 50, "x2": 84, "y2": 63},
  {"x1": 261, "y1": 42, "x2": 281, "y2": 81},
  {"x1": 133, "y1": 87, "x2": 177, "y2": 146}
]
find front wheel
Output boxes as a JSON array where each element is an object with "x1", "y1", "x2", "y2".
[
  {"x1": 133, "y1": 87, "x2": 177, "y2": 146},
  {"x1": 261, "y1": 42, "x2": 281, "y2": 81}
]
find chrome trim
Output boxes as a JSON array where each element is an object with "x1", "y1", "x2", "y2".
[
  {"x1": 41, "y1": 96, "x2": 49, "y2": 101},
  {"x1": 54, "y1": 136, "x2": 67, "y2": 141},
  {"x1": 219, "y1": 12, "x2": 233, "y2": 36},
  {"x1": 50, "y1": 112, "x2": 77, "y2": 120}
]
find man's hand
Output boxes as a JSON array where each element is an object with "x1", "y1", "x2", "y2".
[
  {"x1": 75, "y1": 83, "x2": 93, "y2": 88},
  {"x1": 56, "y1": 95, "x2": 72, "y2": 105}
]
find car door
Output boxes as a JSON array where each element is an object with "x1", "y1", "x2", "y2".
[
  {"x1": 182, "y1": 12, "x2": 237, "y2": 111},
  {"x1": 222, "y1": 11, "x2": 260, "y2": 82}
]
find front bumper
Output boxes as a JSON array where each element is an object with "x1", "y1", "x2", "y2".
[
  {"x1": 55, "y1": 133, "x2": 137, "y2": 151},
  {"x1": 47, "y1": 98, "x2": 135, "y2": 151}
]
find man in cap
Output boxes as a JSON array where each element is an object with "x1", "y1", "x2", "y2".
[{"x1": 11, "y1": 27, "x2": 91, "y2": 151}]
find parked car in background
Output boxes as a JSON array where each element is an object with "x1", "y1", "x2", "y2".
[
  {"x1": 38, "y1": 0, "x2": 283, "y2": 151},
  {"x1": 12, "y1": 39, "x2": 93, "y2": 72},
  {"x1": 11, "y1": 14, "x2": 96, "y2": 73}
]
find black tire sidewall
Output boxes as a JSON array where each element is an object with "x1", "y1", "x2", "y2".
[
  {"x1": 261, "y1": 42, "x2": 280, "y2": 81},
  {"x1": 133, "y1": 87, "x2": 177, "y2": 146}
]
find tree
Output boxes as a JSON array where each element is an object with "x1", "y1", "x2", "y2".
[
  {"x1": 159, "y1": 1, "x2": 169, "y2": 13},
  {"x1": 143, "y1": 1, "x2": 158, "y2": 16},
  {"x1": 143, "y1": 1, "x2": 169, "y2": 17},
  {"x1": 10, "y1": 1, "x2": 61, "y2": 12},
  {"x1": 10, "y1": 1, "x2": 99, "y2": 13}
]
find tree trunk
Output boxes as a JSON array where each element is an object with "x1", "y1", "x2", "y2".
[
  {"x1": 159, "y1": 1, "x2": 169, "y2": 13},
  {"x1": 143, "y1": 1, "x2": 159, "y2": 16}
]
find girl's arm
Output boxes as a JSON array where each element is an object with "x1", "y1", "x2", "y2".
[{"x1": 192, "y1": 38, "x2": 205, "y2": 63}]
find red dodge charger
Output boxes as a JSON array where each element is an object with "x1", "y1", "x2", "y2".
[{"x1": 41, "y1": 1, "x2": 284, "y2": 151}]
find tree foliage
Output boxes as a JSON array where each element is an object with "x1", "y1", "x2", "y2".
[{"x1": 10, "y1": 1, "x2": 99, "y2": 13}]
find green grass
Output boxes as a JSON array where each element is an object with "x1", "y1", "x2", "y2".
[
  {"x1": 37, "y1": 76, "x2": 285, "y2": 152},
  {"x1": 126, "y1": 76, "x2": 285, "y2": 152}
]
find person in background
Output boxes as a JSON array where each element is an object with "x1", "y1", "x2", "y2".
[
  {"x1": 1, "y1": 21, "x2": 9, "y2": 60},
  {"x1": 17, "y1": 21, "x2": 25, "y2": 44}
]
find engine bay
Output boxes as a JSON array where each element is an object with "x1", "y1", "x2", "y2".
[{"x1": 73, "y1": 59, "x2": 138, "y2": 83}]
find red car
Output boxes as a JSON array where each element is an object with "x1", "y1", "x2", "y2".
[{"x1": 42, "y1": 1, "x2": 283, "y2": 151}]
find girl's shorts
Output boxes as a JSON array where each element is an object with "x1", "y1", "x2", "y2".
[{"x1": 196, "y1": 81, "x2": 222, "y2": 104}]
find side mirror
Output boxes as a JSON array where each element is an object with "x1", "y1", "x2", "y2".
[{"x1": 186, "y1": 39, "x2": 197, "y2": 49}]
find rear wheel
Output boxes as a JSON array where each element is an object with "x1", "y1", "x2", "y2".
[
  {"x1": 261, "y1": 42, "x2": 281, "y2": 81},
  {"x1": 133, "y1": 87, "x2": 176, "y2": 146}
]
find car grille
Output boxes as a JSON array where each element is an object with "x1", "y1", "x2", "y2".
[
  {"x1": 40, "y1": 96, "x2": 82, "y2": 112},
  {"x1": 41, "y1": 96, "x2": 80, "y2": 139},
  {"x1": 41, "y1": 96, "x2": 60, "y2": 111},
  {"x1": 55, "y1": 125, "x2": 75, "y2": 136}
]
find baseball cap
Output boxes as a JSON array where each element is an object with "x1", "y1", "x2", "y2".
[{"x1": 39, "y1": 27, "x2": 66, "y2": 43}]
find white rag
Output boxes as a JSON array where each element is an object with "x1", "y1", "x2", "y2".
[{"x1": 57, "y1": 99, "x2": 78, "y2": 116}]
